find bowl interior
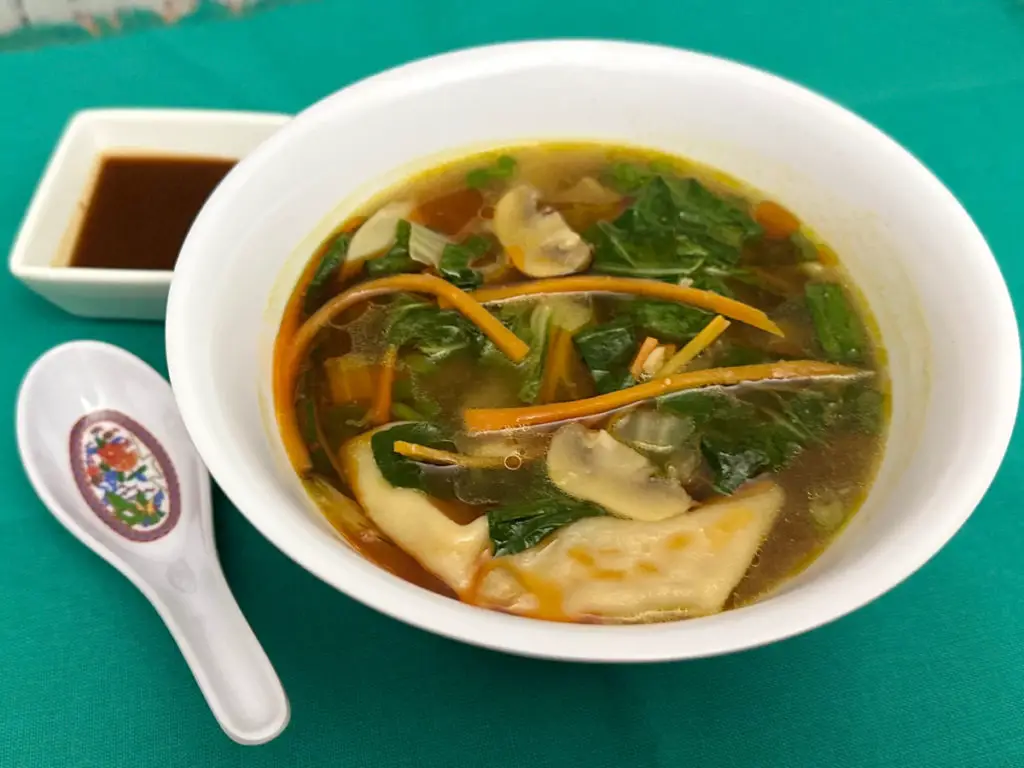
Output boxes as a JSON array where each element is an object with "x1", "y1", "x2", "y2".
[{"x1": 167, "y1": 41, "x2": 1019, "y2": 661}]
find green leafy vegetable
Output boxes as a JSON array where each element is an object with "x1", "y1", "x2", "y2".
[
  {"x1": 295, "y1": 371, "x2": 338, "y2": 480},
  {"x1": 572, "y1": 321, "x2": 638, "y2": 394},
  {"x1": 805, "y1": 282, "x2": 867, "y2": 364},
  {"x1": 660, "y1": 379, "x2": 881, "y2": 493},
  {"x1": 370, "y1": 422, "x2": 456, "y2": 497},
  {"x1": 488, "y1": 494, "x2": 606, "y2": 557},
  {"x1": 303, "y1": 232, "x2": 350, "y2": 315},
  {"x1": 386, "y1": 301, "x2": 484, "y2": 361},
  {"x1": 585, "y1": 170, "x2": 761, "y2": 292},
  {"x1": 438, "y1": 235, "x2": 490, "y2": 290},
  {"x1": 366, "y1": 220, "x2": 419, "y2": 277},
  {"x1": 517, "y1": 305, "x2": 553, "y2": 404},
  {"x1": 466, "y1": 155, "x2": 517, "y2": 189},
  {"x1": 628, "y1": 299, "x2": 713, "y2": 343},
  {"x1": 319, "y1": 402, "x2": 367, "y2": 453}
]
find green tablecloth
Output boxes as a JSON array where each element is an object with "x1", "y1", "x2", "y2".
[{"x1": 2, "y1": 2, "x2": 1023, "y2": 766}]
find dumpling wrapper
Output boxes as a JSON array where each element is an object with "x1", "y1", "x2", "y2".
[
  {"x1": 473, "y1": 482, "x2": 785, "y2": 622},
  {"x1": 342, "y1": 432, "x2": 489, "y2": 594}
]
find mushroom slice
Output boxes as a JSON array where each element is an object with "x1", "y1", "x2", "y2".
[
  {"x1": 546, "y1": 423, "x2": 691, "y2": 522},
  {"x1": 493, "y1": 184, "x2": 592, "y2": 277},
  {"x1": 474, "y1": 482, "x2": 785, "y2": 621},
  {"x1": 341, "y1": 430, "x2": 488, "y2": 594}
]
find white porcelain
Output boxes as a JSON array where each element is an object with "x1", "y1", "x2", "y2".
[
  {"x1": 165, "y1": 41, "x2": 1020, "y2": 662},
  {"x1": 8, "y1": 109, "x2": 289, "y2": 321},
  {"x1": 16, "y1": 341, "x2": 290, "y2": 743}
]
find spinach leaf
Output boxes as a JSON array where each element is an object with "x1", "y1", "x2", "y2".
[
  {"x1": 572, "y1": 321, "x2": 638, "y2": 394},
  {"x1": 366, "y1": 220, "x2": 419, "y2": 277},
  {"x1": 438, "y1": 235, "x2": 490, "y2": 290},
  {"x1": 370, "y1": 422, "x2": 456, "y2": 497},
  {"x1": 466, "y1": 155, "x2": 517, "y2": 189},
  {"x1": 805, "y1": 282, "x2": 867, "y2": 364},
  {"x1": 303, "y1": 232, "x2": 350, "y2": 315},
  {"x1": 585, "y1": 172, "x2": 761, "y2": 291},
  {"x1": 628, "y1": 299, "x2": 713, "y2": 343},
  {"x1": 488, "y1": 494, "x2": 607, "y2": 557},
  {"x1": 386, "y1": 302, "x2": 484, "y2": 361},
  {"x1": 660, "y1": 380, "x2": 880, "y2": 493}
]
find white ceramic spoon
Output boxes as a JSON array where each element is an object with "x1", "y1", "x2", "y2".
[{"x1": 16, "y1": 340, "x2": 290, "y2": 745}]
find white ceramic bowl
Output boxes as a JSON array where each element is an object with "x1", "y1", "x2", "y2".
[{"x1": 166, "y1": 41, "x2": 1020, "y2": 662}]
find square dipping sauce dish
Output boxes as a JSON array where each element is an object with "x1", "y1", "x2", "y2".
[{"x1": 8, "y1": 109, "x2": 290, "y2": 321}]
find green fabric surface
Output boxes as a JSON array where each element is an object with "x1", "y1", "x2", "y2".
[{"x1": 2, "y1": 2, "x2": 1024, "y2": 766}]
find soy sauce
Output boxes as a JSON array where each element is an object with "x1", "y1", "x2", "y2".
[{"x1": 68, "y1": 155, "x2": 235, "y2": 271}]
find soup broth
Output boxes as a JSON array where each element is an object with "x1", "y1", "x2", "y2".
[{"x1": 275, "y1": 144, "x2": 888, "y2": 623}]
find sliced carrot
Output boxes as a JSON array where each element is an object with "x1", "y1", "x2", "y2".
[
  {"x1": 629, "y1": 336, "x2": 660, "y2": 379},
  {"x1": 324, "y1": 355, "x2": 377, "y2": 404},
  {"x1": 754, "y1": 201, "x2": 800, "y2": 240},
  {"x1": 392, "y1": 441, "x2": 518, "y2": 469},
  {"x1": 463, "y1": 361, "x2": 861, "y2": 433},
  {"x1": 368, "y1": 346, "x2": 397, "y2": 426},
  {"x1": 656, "y1": 316, "x2": 731, "y2": 376},
  {"x1": 538, "y1": 328, "x2": 574, "y2": 404},
  {"x1": 470, "y1": 276, "x2": 783, "y2": 336}
]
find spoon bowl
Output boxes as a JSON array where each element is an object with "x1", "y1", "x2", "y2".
[{"x1": 16, "y1": 340, "x2": 289, "y2": 745}]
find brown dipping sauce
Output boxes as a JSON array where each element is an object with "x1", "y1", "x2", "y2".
[{"x1": 68, "y1": 155, "x2": 235, "y2": 271}]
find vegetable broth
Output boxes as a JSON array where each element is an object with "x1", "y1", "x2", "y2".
[{"x1": 275, "y1": 143, "x2": 888, "y2": 624}]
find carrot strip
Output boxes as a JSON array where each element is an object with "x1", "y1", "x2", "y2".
[
  {"x1": 392, "y1": 441, "x2": 520, "y2": 469},
  {"x1": 538, "y1": 328, "x2": 573, "y2": 404},
  {"x1": 470, "y1": 276, "x2": 783, "y2": 336},
  {"x1": 656, "y1": 316, "x2": 731, "y2": 376},
  {"x1": 464, "y1": 361, "x2": 861, "y2": 433},
  {"x1": 754, "y1": 201, "x2": 800, "y2": 240},
  {"x1": 629, "y1": 336, "x2": 660, "y2": 379},
  {"x1": 368, "y1": 347, "x2": 397, "y2": 426}
]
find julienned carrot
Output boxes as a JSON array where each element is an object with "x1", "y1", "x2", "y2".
[
  {"x1": 470, "y1": 276, "x2": 783, "y2": 337},
  {"x1": 368, "y1": 346, "x2": 397, "y2": 426},
  {"x1": 392, "y1": 441, "x2": 517, "y2": 469},
  {"x1": 464, "y1": 361, "x2": 861, "y2": 433},
  {"x1": 538, "y1": 328, "x2": 573, "y2": 404},
  {"x1": 655, "y1": 316, "x2": 731, "y2": 377},
  {"x1": 629, "y1": 336, "x2": 660, "y2": 379}
]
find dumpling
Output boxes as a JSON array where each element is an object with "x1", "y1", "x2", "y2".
[
  {"x1": 472, "y1": 482, "x2": 784, "y2": 622},
  {"x1": 342, "y1": 432, "x2": 489, "y2": 594}
]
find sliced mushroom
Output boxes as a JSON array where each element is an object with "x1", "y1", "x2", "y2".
[
  {"x1": 341, "y1": 430, "x2": 489, "y2": 593},
  {"x1": 546, "y1": 423, "x2": 692, "y2": 522},
  {"x1": 346, "y1": 200, "x2": 415, "y2": 263},
  {"x1": 474, "y1": 482, "x2": 785, "y2": 621},
  {"x1": 493, "y1": 184, "x2": 592, "y2": 277}
]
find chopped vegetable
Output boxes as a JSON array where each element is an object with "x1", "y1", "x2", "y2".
[
  {"x1": 488, "y1": 493, "x2": 606, "y2": 557},
  {"x1": 517, "y1": 304, "x2": 554, "y2": 404},
  {"x1": 629, "y1": 336, "x2": 660, "y2": 379},
  {"x1": 629, "y1": 299, "x2": 713, "y2": 343},
  {"x1": 408, "y1": 223, "x2": 452, "y2": 268},
  {"x1": 368, "y1": 346, "x2": 397, "y2": 425},
  {"x1": 572, "y1": 321, "x2": 638, "y2": 394},
  {"x1": 463, "y1": 360, "x2": 862, "y2": 433},
  {"x1": 347, "y1": 201, "x2": 415, "y2": 263},
  {"x1": 392, "y1": 440, "x2": 519, "y2": 469},
  {"x1": 323, "y1": 354, "x2": 377, "y2": 403},
  {"x1": 805, "y1": 282, "x2": 867, "y2": 364},
  {"x1": 470, "y1": 275, "x2": 783, "y2": 336},
  {"x1": 438, "y1": 235, "x2": 490, "y2": 290},
  {"x1": 366, "y1": 220, "x2": 419, "y2": 277},
  {"x1": 370, "y1": 422, "x2": 458, "y2": 497},
  {"x1": 538, "y1": 327, "x2": 574, "y2": 403},
  {"x1": 655, "y1": 315, "x2": 731, "y2": 376},
  {"x1": 387, "y1": 302, "x2": 484, "y2": 361},
  {"x1": 303, "y1": 232, "x2": 350, "y2": 315},
  {"x1": 754, "y1": 200, "x2": 801, "y2": 240},
  {"x1": 609, "y1": 409, "x2": 695, "y2": 456},
  {"x1": 466, "y1": 154, "x2": 517, "y2": 189}
]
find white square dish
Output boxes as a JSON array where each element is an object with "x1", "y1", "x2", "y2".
[{"x1": 8, "y1": 109, "x2": 290, "y2": 321}]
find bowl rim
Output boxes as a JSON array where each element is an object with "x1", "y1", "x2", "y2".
[{"x1": 167, "y1": 39, "x2": 1020, "y2": 662}]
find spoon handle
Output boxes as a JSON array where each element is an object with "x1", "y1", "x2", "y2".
[{"x1": 153, "y1": 559, "x2": 290, "y2": 744}]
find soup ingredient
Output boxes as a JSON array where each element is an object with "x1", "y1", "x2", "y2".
[
  {"x1": 546, "y1": 423, "x2": 692, "y2": 522},
  {"x1": 343, "y1": 431, "x2": 489, "y2": 593},
  {"x1": 386, "y1": 301, "x2": 484, "y2": 361},
  {"x1": 304, "y1": 233, "x2": 351, "y2": 314},
  {"x1": 754, "y1": 200, "x2": 801, "y2": 240},
  {"x1": 488, "y1": 494, "x2": 607, "y2": 557},
  {"x1": 324, "y1": 355, "x2": 377, "y2": 404},
  {"x1": 493, "y1": 184, "x2": 593, "y2": 277},
  {"x1": 547, "y1": 177, "x2": 622, "y2": 206},
  {"x1": 471, "y1": 275, "x2": 783, "y2": 336},
  {"x1": 346, "y1": 201, "x2": 416, "y2": 263},
  {"x1": 368, "y1": 347, "x2": 397, "y2": 425},
  {"x1": 629, "y1": 336, "x2": 661, "y2": 379},
  {"x1": 608, "y1": 409, "x2": 695, "y2": 456},
  {"x1": 463, "y1": 360, "x2": 859, "y2": 433},
  {"x1": 391, "y1": 440, "x2": 519, "y2": 469},
  {"x1": 69, "y1": 155, "x2": 234, "y2": 272},
  {"x1": 574, "y1": 321, "x2": 637, "y2": 394},
  {"x1": 366, "y1": 220, "x2": 418, "y2": 277},
  {"x1": 466, "y1": 154, "x2": 517, "y2": 189},
  {"x1": 437, "y1": 236, "x2": 490, "y2": 290},
  {"x1": 655, "y1": 315, "x2": 731, "y2": 376},
  {"x1": 473, "y1": 482, "x2": 784, "y2": 621},
  {"x1": 586, "y1": 170, "x2": 761, "y2": 292},
  {"x1": 408, "y1": 223, "x2": 453, "y2": 269},
  {"x1": 805, "y1": 282, "x2": 867, "y2": 364}
]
